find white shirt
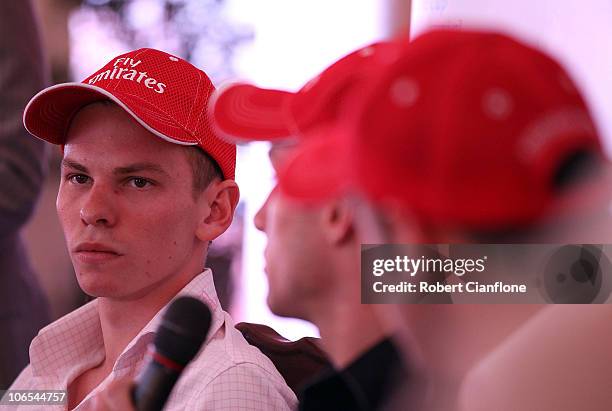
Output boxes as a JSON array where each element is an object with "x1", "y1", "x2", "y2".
[{"x1": 8, "y1": 270, "x2": 298, "y2": 410}]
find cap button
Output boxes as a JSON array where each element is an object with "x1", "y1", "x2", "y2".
[
  {"x1": 389, "y1": 77, "x2": 420, "y2": 108},
  {"x1": 482, "y1": 88, "x2": 513, "y2": 120}
]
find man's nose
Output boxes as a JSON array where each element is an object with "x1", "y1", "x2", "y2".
[
  {"x1": 253, "y1": 195, "x2": 270, "y2": 232},
  {"x1": 80, "y1": 183, "x2": 118, "y2": 227}
]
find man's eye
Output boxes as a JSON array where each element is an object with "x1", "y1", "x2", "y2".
[
  {"x1": 129, "y1": 177, "x2": 152, "y2": 189},
  {"x1": 68, "y1": 174, "x2": 90, "y2": 184}
]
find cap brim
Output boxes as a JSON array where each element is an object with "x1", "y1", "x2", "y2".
[
  {"x1": 277, "y1": 125, "x2": 354, "y2": 202},
  {"x1": 24, "y1": 82, "x2": 199, "y2": 147},
  {"x1": 209, "y1": 82, "x2": 298, "y2": 143}
]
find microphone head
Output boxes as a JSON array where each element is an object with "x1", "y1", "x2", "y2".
[{"x1": 154, "y1": 296, "x2": 212, "y2": 366}]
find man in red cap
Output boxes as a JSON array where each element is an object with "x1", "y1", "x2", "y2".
[
  {"x1": 209, "y1": 40, "x2": 423, "y2": 411},
  {"x1": 258, "y1": 29, "x2": 611, "y2": 410},
  {"x1": 7, "y1": 48, "x2": 297, "y2": 410}
]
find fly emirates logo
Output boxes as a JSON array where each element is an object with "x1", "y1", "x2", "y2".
[{"x1": 87, "y1": 57, "x2": 167, "y2": 94}]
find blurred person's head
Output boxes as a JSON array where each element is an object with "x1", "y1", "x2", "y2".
[
  {"x1": 23, "y1": 48, "x2": 239, "y2": 301},
  {"x1": 288, "y1": 29, "x2": 604, "y2": 239},
  {"x1": 253, "y1": 142, "x2": 358, "y2": 322},
  {"x1": 275, "y1": 28, "x2": 607, "y2": 272},
  {"x1": 346, "y1": 30, "x2": 610, "y2": 315},
  {"x1": 267, "y1": 29, "x2": 608, "y2": 408},
  {"x1": 210, "y1": 40, "x2": 409, "y2": 367}
]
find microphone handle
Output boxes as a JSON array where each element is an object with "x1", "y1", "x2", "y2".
[{"x1": 132, "y1": 361, "x2": 181, "y2": 411}]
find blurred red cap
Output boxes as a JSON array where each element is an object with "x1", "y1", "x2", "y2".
[
  {"x1": 209, "y1": 40, "x2": 407, "y2": 143},
  {"x1": 278, "y1": 29, "x2": 603, "y2": 230}
]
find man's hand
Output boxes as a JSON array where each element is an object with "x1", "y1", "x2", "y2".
[{"x1": 90, "y1": 377, "x2": 136, "y2": 411}]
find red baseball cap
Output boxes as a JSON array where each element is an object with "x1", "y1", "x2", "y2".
[
  {"x1": 209, "y1": 39, "x2": 408, "y2": 143},
  {"x1": 277, "y1": 29, "x2": 604, "y2": 230},
  {"x1": 24, "y1": 48, "x2": 236, "y2": 179}
]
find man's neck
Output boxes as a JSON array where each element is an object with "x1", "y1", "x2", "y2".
[
  {"x1": 307, "y1": 246, "x2": 391, "y2": 370},
  {"x1": 67, "y1": 267, "x2": 206, "y2": 409},
  {"x1": 97, "y1": 268, "x2": 203, "y2": 367},
  {"x1": 314, "y1": 301, "x2": 388, "y2": 370}
]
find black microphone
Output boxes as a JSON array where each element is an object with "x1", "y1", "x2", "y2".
[{"x1": 132, "y1": 296, "x2": 212, "y2": 411}]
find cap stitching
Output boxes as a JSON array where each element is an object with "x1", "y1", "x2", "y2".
[
  {"x1": 192, "y1": 77, "x2": 216, "y2": 145},
  {"x1": 113, "y1": 89, "x2": 196, "y2": 140},
  {"x1": 186, "y1": 69, "x2": 203, "y2": 140}
]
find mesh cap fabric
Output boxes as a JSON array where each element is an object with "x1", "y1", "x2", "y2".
[{"x1": 24, "y1": 48, "x2": 236, "y2": 179}]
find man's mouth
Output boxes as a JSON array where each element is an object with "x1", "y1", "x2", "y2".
[{"x1": 74, "y1": 242, "x2": 122, "y2": 263}]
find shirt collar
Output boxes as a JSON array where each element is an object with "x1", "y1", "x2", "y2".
[
  {"x1": 29, "y1": 269, "x2": 224, "y2": 380},
  {"x1": 30, "y1": 298, "x2": 102, "y2": 379},
  {"x1": 115, "y1": 269, "x2": 224, "y2": 371}
]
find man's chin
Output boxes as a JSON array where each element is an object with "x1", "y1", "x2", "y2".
[
  {"x1": 267, "y1": 293, "x2": 305, "y2": 320},
  {"x1": 79, "y1": 286, "x2": 149, "y2": 301},
  {"x1": 76, "y1": 272, "x2": 130, "y2": 299},
  {"x1": 78, "y1": 281, "x2": 125, "y2": 299}
]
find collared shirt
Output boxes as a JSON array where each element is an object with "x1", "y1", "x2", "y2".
[
  {"x1": 298, "y1": 338, "x2": 409, "y2": 411},
  {"x1": 8, "y1": 270, "x2": 298, "y2": 410}
]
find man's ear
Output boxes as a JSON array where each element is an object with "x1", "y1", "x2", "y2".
[
  {"x1": 195, "y1": 179, "x2": 240, "y2": 242},
  {"x1": 321, "y1": 198, "x2": 355, "y2": 246}
]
